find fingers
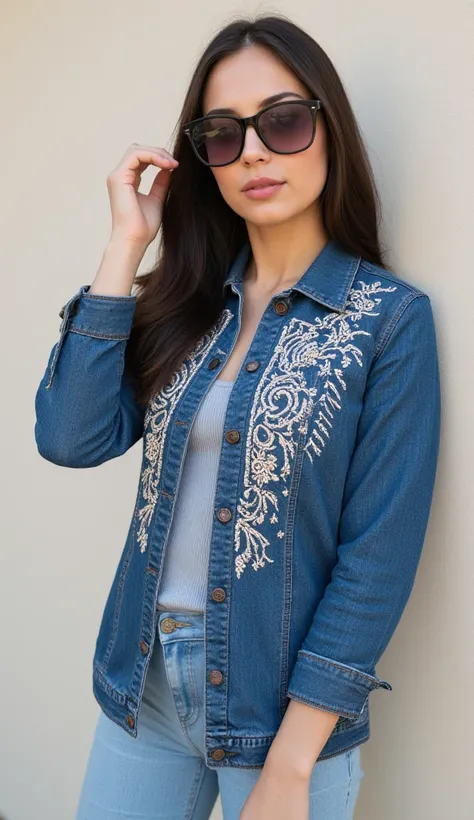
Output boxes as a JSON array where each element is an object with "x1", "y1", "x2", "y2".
[{"x1": 108, "y1": 144, "x2": 178, "y2": 181}]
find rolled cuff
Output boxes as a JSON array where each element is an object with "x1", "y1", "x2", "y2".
[
  {"x1": 46, "y1": 286, "x2": 137, "y2": 390},
  {"x1": 287, "y1": 650, "x2": 392, "y2": 719},
  {"x1": 62, "y1": 285, "x2": 137, "y2": 340}
]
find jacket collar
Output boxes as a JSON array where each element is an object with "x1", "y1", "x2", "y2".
[{"x1": 223, "y1": 238, "x2": 362, "y2": 313}]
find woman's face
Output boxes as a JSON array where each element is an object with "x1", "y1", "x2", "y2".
[{"x1": 201, "y1": 44, "x2": 329, "y2": 228}]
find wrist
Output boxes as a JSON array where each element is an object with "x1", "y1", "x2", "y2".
[
  {"x1": 89, "y1": 239, "x2": 146, "y2": 297},
  {"x1": 264, "y1": 748, "x2": 314, "y2": 781}
]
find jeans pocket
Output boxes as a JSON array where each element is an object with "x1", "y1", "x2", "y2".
[{"x1": 162, "y1": 637, "x2": 203, "y2": 728}]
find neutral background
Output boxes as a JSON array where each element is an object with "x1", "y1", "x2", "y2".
[{"x1": 1, "y1": 1, "x2": 472, "y2": 818}]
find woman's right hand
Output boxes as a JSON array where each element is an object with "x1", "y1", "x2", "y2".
[{"x1": 106, "y1": 143, "x2": 179, "y2": 249}]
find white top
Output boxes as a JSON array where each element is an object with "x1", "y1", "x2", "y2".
[{"x1": 156, "y1": 377, "x2": 235, "y2": 613}]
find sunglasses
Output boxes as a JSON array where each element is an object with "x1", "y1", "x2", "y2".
[{"x1": 183, "y1": 99, "x2": 323, "y2": 167}]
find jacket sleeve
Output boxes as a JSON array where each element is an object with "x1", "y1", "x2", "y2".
[
  {"x1": 34, "y1": 285, "x2": 145, "y2": 468},
  {"x1": 287, "y1": 293, "x2": 442, "y2": 719}
]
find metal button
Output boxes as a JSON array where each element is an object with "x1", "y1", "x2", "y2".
[
  {"x1": 160, "y1": 617, "x2": 177, "y2": 633},
  {"x1": 211, "y1": 748, "x2": 226, "y2": 761},
  {"x1": 245, "y1": 360, "x2": 260, "y2": 372},
  {"x1": 139, "y1": 640, "x2": 149, "y2": 655},
  {"x1": 126, "y1": 714, "x2": 135, "y2": 729},
  {"x1": 225, "y1": 429, "x2": 240, "y2": 444},
  {"x1": 208, "y1": 358, "x2": 221, "y2": 370},
  {"x1": 210, "y1": 670, "x2": 224, "y2": 685},
  {"x1": 217, "y1": 508, "x2": 232, "y2": 523},
  {"x1": 59, "y1": 306, "x2": 65, "y2": 319},
  {"x1": 274, "y1": 299, "x2": 289, "y2": 315},
  {"x1": 211, "y1": 587, "x2": 226, "y2": 602}
]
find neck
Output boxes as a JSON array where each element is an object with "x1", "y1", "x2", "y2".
[{"x1": 244, "y1": 206, "x2": 329, "y2": 295}]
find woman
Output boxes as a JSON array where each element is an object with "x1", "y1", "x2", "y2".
[{"x1": 34, "y1": 13, "x2": 441, "y2": 820}]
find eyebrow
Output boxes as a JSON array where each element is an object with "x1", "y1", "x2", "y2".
[{"x1": 204, "y1": 91, "x2": 305, "y2": 117}]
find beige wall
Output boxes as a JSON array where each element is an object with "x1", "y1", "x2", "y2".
[{"x1": 1, "y1": 1, "x2": 472, "y2": 818}]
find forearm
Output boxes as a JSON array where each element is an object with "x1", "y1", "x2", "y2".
[
  {"x1": 264, "y1": 699, "x2": 340, "y2": 779},
  {"x1": 89, "y1": 237, "x2": 147, "y2": 296}
]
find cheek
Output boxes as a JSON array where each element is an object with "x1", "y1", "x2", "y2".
[
  {"x1": 275, "y1": 150, "x2": 325, "y2": 210},
  {"x1": 296, "y1": 151, "x2": 327, "y2": 192}
]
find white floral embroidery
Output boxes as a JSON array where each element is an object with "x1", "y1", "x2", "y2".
[
  {"x1": 234, "y1": 280, "x2": 397, "y2": 579},
  {"x1": 136, "y1": 309, "x2": 233, "y2": 553}
]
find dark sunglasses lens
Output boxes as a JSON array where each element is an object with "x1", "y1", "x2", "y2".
[
  {"x1": 259, "y1": 103, "x2": 314, "y2": 153},
  {"x1": 191, "y1": 117, "x2": 242, "y2": 166}
]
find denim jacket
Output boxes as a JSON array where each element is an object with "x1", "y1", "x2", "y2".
[{"x1": 34, "y1": 239, "x2": 441, "y2": 768}]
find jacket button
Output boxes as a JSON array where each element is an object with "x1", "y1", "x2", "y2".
[
  {"x1": 211, "y1": 748, "x2": 226, "y2": 761},
  {"x1": 208, "y1": 358, "x2": 221, "y2": 370},
  {"x1": 160, "y1": 617, "x2": 177, "y2": 633},
  {"x1": 210, "y1": 670, "x2": 224, "y2": 685},
  {"x1": 139, "y1": 640, "x2": 149, "y2": 655},
  {"x1": 126, "y1": 714, "x2": 135, "y2": 729},
  {"x1": 217, "y1": 507, "x2": 232, "y2": 523},
  {"x1": 274, "y1": 299, "x2": 289, "y2": 315},
  {"x1": 245, "y1": 360, "x2": 260, "y2": 372},
  {"x1": 211, "y1": 587, "x2": 226, "y2": 602},
  {"x1": 59, "y1": 306, "x2": 65, "y2": 319},
  {"x1": 225, "y1": 429, "x2": 240, "y2": 444}
]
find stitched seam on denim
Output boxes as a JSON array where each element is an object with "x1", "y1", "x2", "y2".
[
  {"x1": 181, "y1": 723, "x2": 203, "y2": 756},
  {"x1": 95, "y1": 700, "x2": 130, "y2": 734},
  {"x1": 184, "y1": 762, "x2": 210, "y2": 820},
  {"x1": 93, "y1": 667, "x2": 129, "y2": 706},
  {"x1": 296, "y1": 651, "x2": 384, "y2": 686},
  {"x1": 279, "y1": 400, "x2": 309, "y2": 718},
  {"x1": 82, "y1": 293, "x2": 136, "y2": 303},
  {"x1": 373, "y1": 292, "x2": 424, "y2": 360},
  {"x1": 68, "y1": 327, "x2": 130, "y2": 340},
  {"x1": 287, "y1": 693, "x2": 360, "y2": 720},
  {"x1": 101, "y1": 532, "x2": 136, "y2": 671},
  {"x1": 184, "y1": 641, "x2": 200, "y2": 724}
]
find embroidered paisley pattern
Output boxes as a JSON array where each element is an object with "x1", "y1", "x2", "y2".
[
  {"x1": 234, "y1": 280, "x2": 397, "y2": 579},
  {"x1": 136, "y1": 309, "x2": 233, "y2": 553}
]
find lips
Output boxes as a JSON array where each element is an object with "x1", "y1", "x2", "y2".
[{"x1": 242, "y1": 178, "x2": 284, "y2": 191}]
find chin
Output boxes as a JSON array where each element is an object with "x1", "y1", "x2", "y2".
[
  {"x1": 245, "y1": 207, "x2": 298, "y2": 227},
  {"x1": 237, "y1": 201, "x2": 291, "y2": 220}
]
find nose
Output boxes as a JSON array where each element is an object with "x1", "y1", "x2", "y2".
[{"x1": 240, "y1": 123, "x2": 271, "y2": 163}]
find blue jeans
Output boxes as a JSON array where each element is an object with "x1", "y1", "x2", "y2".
[{"x1": 76, "y1": 609, "x2": 364, "y2": 819}]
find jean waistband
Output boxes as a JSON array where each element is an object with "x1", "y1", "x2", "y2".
[{"x1": 156, "y1": 609, "x2": 205, "y2": 644}]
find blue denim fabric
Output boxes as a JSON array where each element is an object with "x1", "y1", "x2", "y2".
[
  {"x1": 34, "y1": 238, "x2": 441, "y2": 769},
  {"x1": 76, "y1": 610, "x2": 364, "y2": 819}
]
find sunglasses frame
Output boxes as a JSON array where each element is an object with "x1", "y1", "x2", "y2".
[{"x1": 183, "y1": 98, "x2": 323, "y2": 167}]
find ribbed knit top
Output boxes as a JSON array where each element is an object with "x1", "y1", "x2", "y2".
[{"x1": 156, "y1": 378, "x2": 235, "y2": 614}]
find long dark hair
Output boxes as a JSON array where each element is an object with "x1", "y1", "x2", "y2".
[{"x1": 125, "y1": 13, "x2": 389, "y2": 407}]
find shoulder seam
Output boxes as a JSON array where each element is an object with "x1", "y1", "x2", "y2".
[{"x1": 373, "y1": 292, "x2": 428, "y2": 361}]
